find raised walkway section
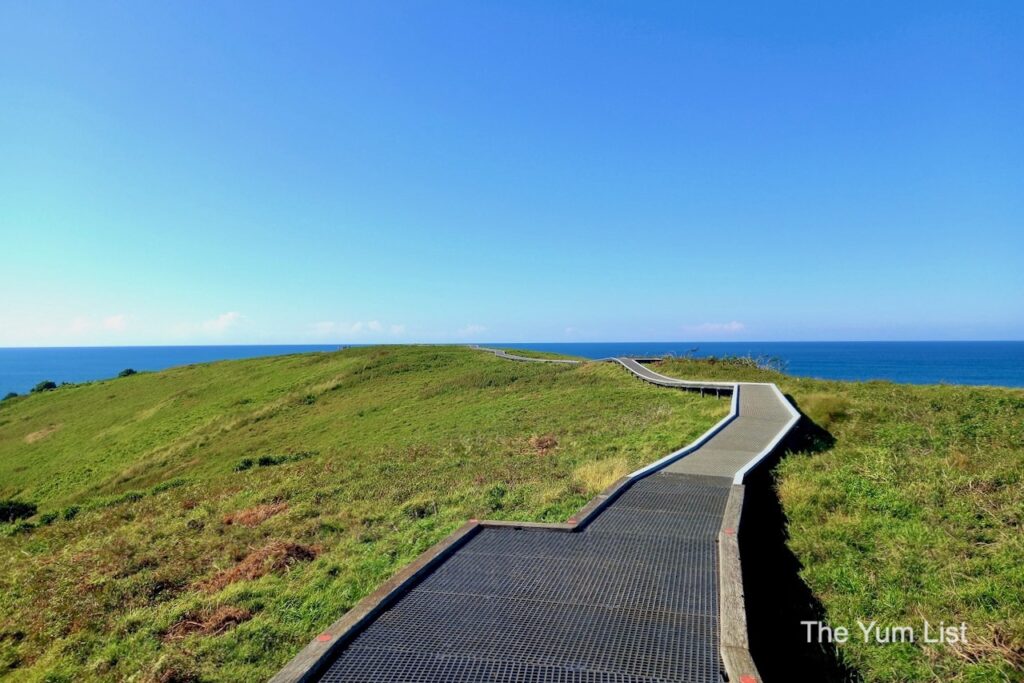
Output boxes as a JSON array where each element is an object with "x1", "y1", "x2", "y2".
[{"x1": 273, "y1": 349, "x2": 799, "y2": 683}]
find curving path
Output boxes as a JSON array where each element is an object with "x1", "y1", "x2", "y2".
[{"x1": 273, "y1": 349, "x2": 799, "y2": 683}]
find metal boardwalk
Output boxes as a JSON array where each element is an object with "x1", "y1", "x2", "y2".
[
  {"x1": 322, "y1": 473, "x2": 731, "y2": 683},
  {"x1": 283, "y1": 354, "x2": 798, "y2": 683}
]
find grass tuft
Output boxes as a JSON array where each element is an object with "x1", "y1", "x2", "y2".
[{"x1": 199, "y1": 541, "x2": 320, "y2": 593}]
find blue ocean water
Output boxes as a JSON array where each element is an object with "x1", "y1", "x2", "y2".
[
  {"x1": 0, "y1": 345, "x2": 341, "y2": 396},
  {"x1": 0, "y1": 342, "x2": 1022, "y2": 396},
  {"x1": 489, "y1": 341, "x2": 1024, "y2": 388}
]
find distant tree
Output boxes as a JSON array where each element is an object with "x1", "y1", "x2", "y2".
[
  {"x1": 30, "y1": 381, "x2": 57, "y2": 393},
  {"x1": 0, "y1": 499, "x2": 37, "y2": 523},
  {"x1": 2, "y1": 392, "x2": 17, "y2": 401},
  {"x1": 118, "y1": 368, "x2": 137, "y2": 377}
]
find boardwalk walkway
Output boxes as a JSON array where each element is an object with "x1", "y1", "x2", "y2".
[{"x1": 274, "y1": 349, "x2": 799, "y2": 683}]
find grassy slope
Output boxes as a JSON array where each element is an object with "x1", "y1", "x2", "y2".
[
  {"x1": 656, "y1": 358, "x2": 1024, "y2": 682},
  {"x1": 0, "y1": 346, "x2": 727, "y2": 682},
  {"x1": 498, "y1": 348, "x2": 585, "y2": 360}
]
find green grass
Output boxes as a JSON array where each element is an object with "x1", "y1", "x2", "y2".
[
  {"x1": 655, "y1": 358, "x2": 1024, "y2": 682},
  {"x1": 0, "y1": 346, "x2": 727, "y2": 682},
  {"x1": 498, "y1": 348, "x2": 585, "y2": 360}
]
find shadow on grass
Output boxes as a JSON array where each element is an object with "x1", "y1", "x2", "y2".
[{"x1": 738, "y1": 396, "x2": 861, "y2": 682}]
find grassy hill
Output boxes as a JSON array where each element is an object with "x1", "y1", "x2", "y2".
[
  {"x1": 0, "y1": 346, "x2": 727, "y2": 682},
  {"x1": 655, "y1": 358, "x2": 1024, "y2": 682},
  {"x1": 2, "y1": 346, "x2": 1020, "y2": 682}
]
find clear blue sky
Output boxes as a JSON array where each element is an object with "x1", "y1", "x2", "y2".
[{"x1": 2, "y1": 1, "x2": 1021, "y2": 345}]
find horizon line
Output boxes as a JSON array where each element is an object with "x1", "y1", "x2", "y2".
[{"x1": 2, "y1": 339, "x2": 1023, "y2": 350}]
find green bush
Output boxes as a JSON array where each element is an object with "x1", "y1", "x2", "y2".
[
  {"x1": 11, "y1": 520, "x2": 35, "y2": 535},
  {"x1": 2, "y1": 392, "x2": 17, "y2": 401},
  {"x1": 118, "y1": 368, "x2": 137, "y2": 378},
  {"x1": 257, "y1": 454, "x2": 286, "y2": 467},
  {"x1": 0, "y1": 499, "x2": 37, "y2": 522},
  {"x1": 234, "y1": 452, "x2": 316, "y2": 472},
  {"x1": 61, "y1": 505, "x2": 80, "y2": 521},
  {"x1": 150, "y1": 477, "x2": 188, "y2": 494},
  {"x1": 485, "y1": 484, "x2": 508, "y2": 511},
  {"x1": 233, "y1": 458, "x2": 255, "y2": 472},
  {"x1": 31, "y1": 381, "x2": 57, "y2": 393},
  {"x1": 39, "y1": 511, "x2": 59, "y2": 525},
  {"x1": 116, "y1": 491, "x2": 145, "y2": 504}
]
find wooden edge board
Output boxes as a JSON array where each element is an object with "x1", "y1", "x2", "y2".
[
  {"x1": 719, "y1": 484, "x2": 762, "y2": 683},
  {"x1": 268, "y1": 521, "x2": 480, "y2": 683},
  {"x1": 721, "y1": 646, "x2": 762, "y2": 683}
]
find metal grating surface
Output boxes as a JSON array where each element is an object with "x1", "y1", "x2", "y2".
[
  {"x1": 462, "y1": 528, "x2": 714, "y2": 570},
  {"x1": 415, "y1": 550, "x2": 718, "y2": 616},
  {"x1": 326, "y1": 594, "x2": 718, "y2": 682},
  {"x1": 320, "y1": 648, "x2": 667, "y2": 683},
  {"x1": 318, "y1": 473, "x2": 730, "y2": 683}
]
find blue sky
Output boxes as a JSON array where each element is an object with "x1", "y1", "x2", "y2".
[{"x1": 2, "y1": 1, "x2": 1021, "y2": 345}]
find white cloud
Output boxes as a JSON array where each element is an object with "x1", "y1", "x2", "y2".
[
  {"x1": 70, "y1": 316, "x2": 92, "y2": 334},
  {"x1": 351, "y1": 320, "x2": 383, "y2": 334},
  {"x1": 309, "y1": 319, "x2": 406, "y2": 339},
  {"x1": 103, "y1": 314, "x2": 128, "y2": 331},
  {"x1": 457, "y1": 323, "x2": 486, "y2": 337},
  {"x1": 683, "y1": 321, "x2": 746, "y2": 335},
  {"x1": 201, "y1": 311, "x2": 243, "y2": 334},
  {"x1": 63, "y1": 314, "x2": 129, "y2": 336}
]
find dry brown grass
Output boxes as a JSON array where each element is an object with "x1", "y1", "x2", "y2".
[
  {"x1": 529, "y1": 433, "x2": 558, "y2": 454},
  {"x1": 23, "y1": 424, "x2": 61, "y2": 444},
  {"x1": 946, "y1": 626, "x2": 1024, "y2": 669},
  {"x1": 164, "y1": 605, "x2": 252, "y2": 640},
  {"x1": 199, "y1": 541, "x2": 319, "y2": 592},
  {"x1": 572, "y1": 457, "x2": 629, "y2": 494},
  {"x1": 221, "y1": 502, "x2": 288, "y2": 527}
]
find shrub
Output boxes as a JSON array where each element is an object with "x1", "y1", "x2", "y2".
[
  {"x1": 119, "y1": 490, "x2": 145, "y2": 504},
  {"x1": 118, "y1": 368, "x2": 137, "y2": 378},
  {"x1": 236, "y1": 452, "x2": 315, "y2": 471},
  {"x1": 151, "y1": 477, "x2": 188, "y2": 494},
  {"x1": 485, "y1": 484, "x2": 508, "y2": 511},
  {"x1": 2, "y1": 392, "x2": 17, "y2": 401},
  {"x1": 11, "y1": 520, "x2": 35, "y2": 535},
  {"x1": 257, "y1": 454, "x2": 286, "y2": 467},
  {"x1": 0, "y1": 499, "x2": 37, "y2": 522},
  {"x1": 39, "y1": 511, "x2": 59, "y2": 525},
  {"x1": 31, "y1": 380, "x2": 57, "y2": 393},
  {"x1": 61, "y1": 505, "x2": 80, "y2": 521}
]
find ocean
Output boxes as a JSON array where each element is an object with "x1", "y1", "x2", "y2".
[
  {"x1": 0, "y1": 345, "x2": 341, "y2": 396},
  {"x1": 0, "y1": 342, "x2": 1022, "y2": 396},
  {"x1": 491, "y1": 341, "x2": 1024, "y2": 388}
]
